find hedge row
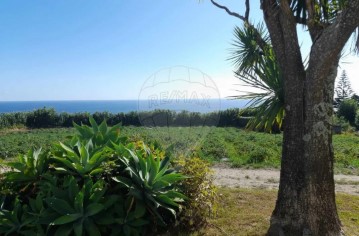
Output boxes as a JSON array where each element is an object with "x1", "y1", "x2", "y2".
[{"x1": 0, "y1": 107, "x2": 254, "y2": 129}]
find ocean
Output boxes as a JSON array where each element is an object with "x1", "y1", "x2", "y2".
[{"x1": 0, "y1": 99, "x2": 249, "y2": 114}]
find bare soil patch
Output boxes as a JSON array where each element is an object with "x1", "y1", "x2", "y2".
[{"x1": 213, "y1": 165, "x2": 359, "y2": 196}]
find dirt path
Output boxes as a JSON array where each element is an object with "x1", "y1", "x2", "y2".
[{"x1": 213, "y1": 166, "x2": 359, "y2": 196}]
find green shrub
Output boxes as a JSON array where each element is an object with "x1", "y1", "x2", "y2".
[
  {"x1": 26, "y1": 108, "x2": 59, "y2": 128},
  {"x1": 174, "y1": 157, "x2": 217, "y2": 232},
  {"x1": 245, "y1": 147, "x2": 269, "y2": 164},
  {"x1": 0, "y1": 118, "x2": 187, "y2": 235},
  {"x1": 332, "y1": 115, "x2": 355, "y2": 133},
  {"x1": 0, "y1": 107, "x2": 258, "y2": 130},
  {"x1": 0, "y1": 112, "x2": 27, "y2": 129},
  {"x1": 337, "y1": 99, "x2": 358, "y2": 126},
  {"x1": 60, "y1": 112, "x2": 91, "y2": 127}
]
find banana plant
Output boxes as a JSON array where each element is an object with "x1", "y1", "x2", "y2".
[{"x1": 112, "y1": 143, "x2": 187, "y2": 225}]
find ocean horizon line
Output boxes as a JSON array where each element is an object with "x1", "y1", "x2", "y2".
[
  {"x1": 0, "y1": 99, "x2": 248, "y2": 114},
  {"x1": 0, "y1": 98, "x2": 237, "y2": 102}
]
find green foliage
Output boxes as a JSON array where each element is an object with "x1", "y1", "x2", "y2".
[
  {"x1": 0, "y1": 128, "x2": 74, "y2": 159},
  {"x1": 0, "y1": 197, "x2": 42, "y2": 236},
  {"x1": 332, "y1": 115, "x2": 353, "y2": 132},
  {"x1": 333, "y1": 133, "x2": 359, "y2": 172},
  {"x1": 26, "y1": 108, "x2": 59, "y2": 128},
  {"x1": 195, "y1": 128, "x2": 282, "y2": 168},
  {"x1": 2, "y1": 126, "x2": 359, "y2": 173},
  {"x1": 38, "y1": 177, "x2": 117, "y2": 236},
  {"x1": 0, "y1": 118, "x2": 187, "y2": 235},
  {"x1": 217, "y1": 108, "x2": 251, "y2": 127},
  {"x1": 51, "y1": 140, "x2": 110, "y2": 177},
  {"x1": 355, "y1": 109, "x2": 359, "y2": 129},
  {"x1": 244, "y1": 147, "x2": 270, "y2": 164},
  {"x1": 0, "y1": 108, "x2": 255, "y2": 130},
  {"x1": 337, "y1": 99, "x2": 358, "y2": 125},
  {"x1": 72, "y1": 117, "x2": 123, "y2": 148},
  {"x1": 0, "y1": 112, "x2": 27, "y2": 129},
  {"x1": 334, "y1": 70, "x2": 354, "y2": 108},
  {"x1": 1, "y1": 148, "x2": 49, "y2": 197},
  {"x1": 290, "y1": 0, "x2": 349, "y2": 25},
  {"x1": 113, "y1": 147, "x2": 186, "y2": 226},
  {"x1": 175, "y1": 157, "x2": 217, "y2": 232},
  {"x1": 230, "y1": 24, "x2": 284, "y2": 132}
]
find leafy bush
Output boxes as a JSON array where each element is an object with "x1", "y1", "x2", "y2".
[
  {"x1": 0, "y1": 107, "x2": 255, "y2": 130},
  {"x1": 245, "y1": 147, "x2": 269, "y2": 164},
  {"x1": 174, "y1": 157, "x2": 217, "y2": 232},
  {"x1": 0, "y1": 118, "x2": 187, "y2": 235},
  {"x1": 26, "y1": 108, "x2": 59, "y2": 128},
  {"x1": 337, "y1": 99, "x2": 358, "y2": 126},
  {"x1": 59, "y1": 112, "x2": 90, "y2": 127},
  {"x1": 0, "y1": 112, "x2": 27, "y2": 129},
  {"x1": 332, "y1": 115, "x2": 355, "y2": 133},
  {"x1": 218, "y1": 108, "x2": 251, "y2": 127}
]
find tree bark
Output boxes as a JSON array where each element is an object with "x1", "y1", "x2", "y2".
[
  {"x1": 261, "y1": 0, "x2": 359, "y2": 235},
  {"x1": 268, "y1": 57, "x2": 342, "y2": 236}
]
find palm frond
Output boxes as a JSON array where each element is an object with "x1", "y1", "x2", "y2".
[
  {"x1": 290, "y1": 0, "x2": 348, "y2": 24},
  {"x1": 230, "y1": 39, "x2": 284, "y2": 132},
  {"x1": 228, "y1": 23, "x2": 270, "y2": 74}
]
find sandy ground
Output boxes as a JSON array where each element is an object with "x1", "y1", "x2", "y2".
[{"x1": 213, "y1": 165, "x2": 359, "y2": 196}]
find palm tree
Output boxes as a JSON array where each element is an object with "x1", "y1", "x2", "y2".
[{"x1": 229, "y1": 24, "x2": 284, "y2": 132}]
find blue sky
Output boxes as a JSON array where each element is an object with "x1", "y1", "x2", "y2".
[{"x1": 0, "y1": 1, "x2": 358, "y2": 101}]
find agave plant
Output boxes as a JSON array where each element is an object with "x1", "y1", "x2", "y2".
[
  {"x1": 42, "y1": 176, "x2": 118, "y2": 236},
  {"x1": 51, "y1": 140, "x2": 110, "y2": 177},
  {"x1": 0, "y1": 118, "x2": 189, "y2": 235},
  {"x1": 112, "y1": 143, "x2": 187, "y2": 225},
  {"x1": 1, "y1": 148, "x2": 50, "y2": 196},
  {"x1": 0, "y1": 198, "x2": 42, "y2": 236},
  {"x1": 3, "y1": 148, "x2": 49, "y2": 182},
  {"x1": 72, "y1": 116, "x2": 124, "y2": 148},
  {"x1": 97, "y1": 196, "x2": 149, "y2": 236}
]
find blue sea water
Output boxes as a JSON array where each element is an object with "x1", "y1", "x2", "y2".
[{"x1": 0, "y1": 99, "x2": 249, "y2": 114}]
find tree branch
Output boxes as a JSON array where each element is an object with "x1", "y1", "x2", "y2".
[
  {"x1": 245, "y1": 0, "x2": 250, "y2": 21},
  {"x1": 308, "y1": 0, "x2": 359, "y2": 79},
  {"x1": 210, "y1": 0, "x2": 247, "y2": 22},
  {"x1": 261, "y1": 0, "x2": 306, "y2": 91},
  {"x1": 210, "y1": 0, "x2": 269, "y2": 52},
  {"x1": 305, "y1": 0, "x2": 325, "y2": 41},
  {"x1": 261, "y1": 0, "x2": 287, "y2": 63}
]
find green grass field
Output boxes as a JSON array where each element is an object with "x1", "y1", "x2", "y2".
[
  {"x1": 191, "y1": 188, "x2": 359, "y2": 236},
  {"x1": 0, "y1": 127, "x2": 358, "y2": 234},
  {"x1": 1, "y1": 126, "x2": 359, "y2": 174}
]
